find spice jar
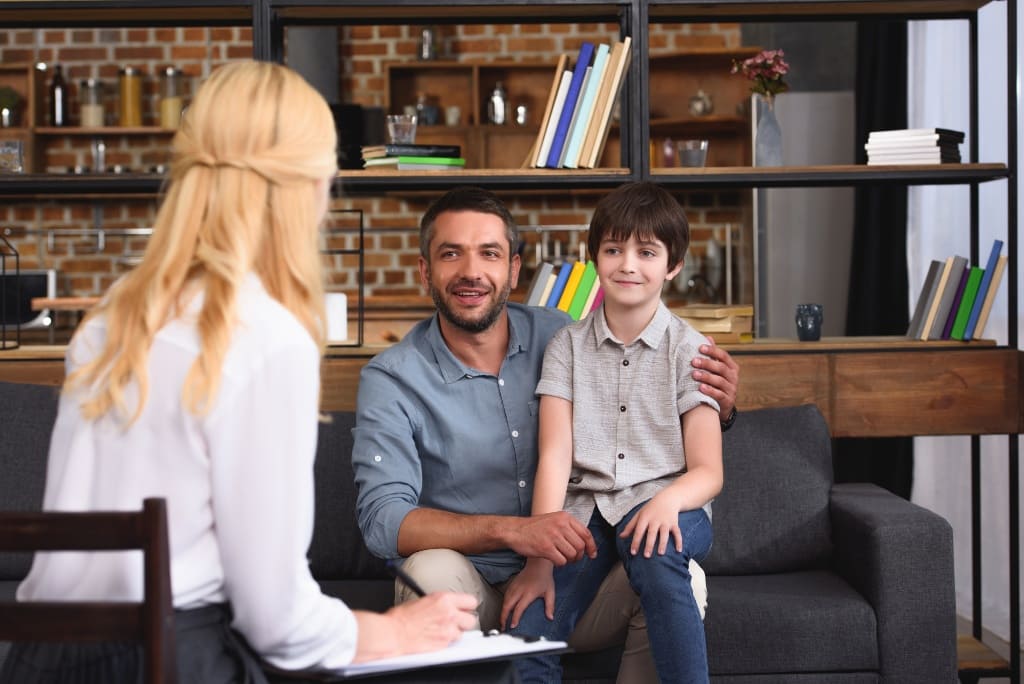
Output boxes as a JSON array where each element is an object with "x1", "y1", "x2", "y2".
[
  {"x1": 80, "y1": 78, "x2": 104, "y2": 127},
  {"x1": 160, "y1": 67, "x2": 183, "y2": 129},
  {"x1": 118, "y1": 66, "x2": 143, "y2": 127}
]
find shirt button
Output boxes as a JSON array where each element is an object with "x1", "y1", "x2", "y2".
[
  {"x1": 373, "y1": 455, "x2": 382, "y2": 462},
  {"x1": 617, "y1": 453, "x2": 625, "y2": 460},
  {"x1": 623, "y1": 359, "x2": 629, "y2": 366},
  {"x1": 512, "y1": 430, "x2": 519, "y2": 438},
  {"x1": 518, "y1": 480, "x2": 526, "y2": 488},
  {"x1": 499, "y1": 378, "x2": 505, "y2": 386},
  {"x1": 619, "y1": 405, "x2": 626, "y2": 412}
]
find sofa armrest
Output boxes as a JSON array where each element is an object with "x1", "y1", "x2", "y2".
[{"x1": 830, "y1": 482, "x2": 957, "y2": 684}]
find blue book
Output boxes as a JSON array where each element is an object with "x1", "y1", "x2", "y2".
[
  {"x1": 544, "y1": 262, "x2": 573, "y2": 308},
  {"x1": 963, "y1": 239, "x2": 1004, "y2": 339},
  {"x1": 562, "y1": 43, "x2": 610, "y2": 169},
  {"x1": 544, "y1": 41, "x2": 595, "y2": 168}
]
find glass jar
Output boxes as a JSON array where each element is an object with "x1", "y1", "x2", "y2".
[
  {"x1": 118, "y1": 66, "x2": 143, "y2": 127},
  {"x1": 80, "y1": 78, "x2": 104, "y2": 128},
  {"x1": 160, "y1": 67, "x2": 183, "y2": 129}
]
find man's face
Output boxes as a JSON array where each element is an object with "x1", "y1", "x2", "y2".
[{"x1": 419, "y1": 210, "x2": 521, "y2": 334}]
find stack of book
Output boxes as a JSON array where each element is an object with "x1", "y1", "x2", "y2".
[
  {"x1": 907, "y1": 238, "x2": 1008, "y2": 341},
  {"x1": 361, "y1": 143, "x2": 466, "y2": 171},
  {"x1": 527, "y1": 36, "x2": 633, "y2": 170},
  {"x1": 523, "y1": 260, "x2": 603, "y2": 320},
  {"x1": 864, "y1": 128, "x2": 964, "y2": 166},
  {"x1": 668, "y1": 304, "x2": 754, "y2": 343}
]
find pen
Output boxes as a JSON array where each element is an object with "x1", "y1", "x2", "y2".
[{"x1": 385, "y1": 560, "x2": 428, "y2": 598}]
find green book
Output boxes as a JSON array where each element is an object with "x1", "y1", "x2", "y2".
[
  {"x1": 566, "y1": 261, "x2": 597, "y2": 320},
  {"x1": 950, "y1": 266, "x2": 984, "y2": 340}
]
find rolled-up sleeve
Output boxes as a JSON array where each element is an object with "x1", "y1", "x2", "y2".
[{"x1": 351, "y1": 362, "x2": 422, "y2": 559}]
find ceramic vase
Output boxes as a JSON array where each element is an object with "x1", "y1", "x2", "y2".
[{"x1": 755, "y1": 94, "x2": 783, "y2": 167}]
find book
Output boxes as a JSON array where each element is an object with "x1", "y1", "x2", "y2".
[
  {"x1": 925, "y1": 255, "x2": 967, "y2": 340},
  {"x1": 529, "y1": 54, "x2": 570, "y2": 168},
  {"x1": 906, "y1": 259, "x2": 943, "y2": 339},
  {"x1": 941, "y1": 267, "x2": 971, "y2": 339},
  {"x1": 868, "y1": 127, "x2": 965, "y2": 141},
  {"x1": 950, "y1": 266, "x2": 984, "y2": 340},
  {"x1": 963, "y1": 239, "x2": 1004, "y2": 339},
  {"x1": 971, "y1": 255, "x2": 1008, "y2": 339},
  {"x1": 566, "y1": 261, "x2": 597, "y2": 320},
  {"x1": 582, "y1": 278, "x2": 602, "y2": 315},
  {"x1": 363, "y1": 155, "x2": 466, "y2": 169},
  {"x1": 670, "y1": 304, "x2": 754, "y2": 318},
  {"x1": 557, "y1": 66, "x2": 592, "y2": 167},
  {"x1": 556, "y1": 259, "x2": 586, "y2": 311},
  {"x1": 562, "y1": 43, "x2": 610, "y2": 169},
  {"x1": 361, "y1": 143, "x2": 461, "y2": 159},
  {"x1": 544, "y1": 262, "x2": 573, "y2": 308},
  {"x1": 864, "y1": 137, "x2": 956, "y2": 150},
  {"x1": 537, "y1": 271, "x2": 558, "y2": 309},
  {"x1": 579, "y1": 38, "x2": 627, "y2": 169},
  {"x1": 589, "y1": 287, "x2": 605, "y2": 312},
  {"x1": 581, "y1": 35, "x2": 632, "y2": 169},
  {"x1": 535, "y1": 70, "x2": 572, "y2": 168},
  {"x1": 545, "y1": 41, "x2": 595, "y2": 168},
  {"x1": 524, "y1": 262, "x2": 555, "y2": 307}
]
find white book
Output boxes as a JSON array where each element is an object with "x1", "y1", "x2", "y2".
[
  {"x1": 864, "y1": 139, "x2": 946, "y2": 151},
  {"x1": 867, "y1": 156, "x2": 951, "y2": 165},
  {"x1": 563, "y1": 43, "x2": 610, "y2": 169},
  {"x1": 869, "y1": 127, "x2": 964, "y2": 139},
  {"x1": 535, "y1": 71, "x2": 572, "y2": 168}
]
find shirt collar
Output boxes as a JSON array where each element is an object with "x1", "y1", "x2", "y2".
[
  {"x1": 426, "y1": 305, "x2": 528, "y2": 383},
  {"x1": 593, "y1": 300, "x2": 671, "y2": 349}
]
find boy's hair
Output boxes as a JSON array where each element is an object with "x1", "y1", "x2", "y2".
[
  {"x1": 419, "y1": 186, "x2": 519, "y2": 261},
  {"x1": 66, "y1": 60, "x2": 338, "y2": 424},
  {"x1": 587, "y1": 181, "x2": 689, "y2": 270}
]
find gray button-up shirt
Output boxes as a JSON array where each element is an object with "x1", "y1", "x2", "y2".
[
  {"x1": 536, "y1": 302, "x2": 718, "y2": 527},
  {"x1": 352, "y1": 303, "x2": 572, "y2": 584}
]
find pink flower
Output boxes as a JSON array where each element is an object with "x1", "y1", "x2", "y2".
[{"x1": 731, "y1": 49, "x2": 791, "y2": 98}]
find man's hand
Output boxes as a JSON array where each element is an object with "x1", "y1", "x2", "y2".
[
  {"x1": 693, "y1": 335, "x2": 740, "y2": 421},
  {"x1": 505, "y1": 511, "x2": 597, "y2": 566}
]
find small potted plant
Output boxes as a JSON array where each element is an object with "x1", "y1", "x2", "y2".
[{"x1": 0, "y1": 86, "x2": 23, "y2": 127}]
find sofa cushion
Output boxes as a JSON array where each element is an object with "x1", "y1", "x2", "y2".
[
  {"x1": 704, "y1": 404, "x2": 833, "y2": 575},
  {"x1": 705, "y1": 572, "x2": 878, "y2": 676},
  {"x1": 308, "y1": 411, "x2": 388, "y2": 581},
  {"x1": 0, "y1": 381, "x2": 60, "y2": 580}
]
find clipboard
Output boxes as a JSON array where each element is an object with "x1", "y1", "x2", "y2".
[{"x1": 266, "y1": 630, "x2": 570, "y2": 681}]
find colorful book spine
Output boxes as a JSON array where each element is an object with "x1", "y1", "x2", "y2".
[
  {"x1": 941, "y1": 267, "x2": 971, "y2": 339},
  {"x1": 926, "y1": 255, "x2": 967, "y2": 340},
  {"x1": 906, "y1": 259, "x2": 943, "y2": 339},
  {"x1": 918, "y1": 257, "x2": 953, "y2": 340},
  {"x1": 566, "y1": 261, "x2": 597, "y2": 320},
  {"x1": 562, "y1": 43, "x2": 610, "y2": 169},
  {"x1": 524, "y1": 262, "x2": 555, "y2": 307},
  {"x1": 530, "y1": 54, "x2": 570, "y2": 168},
  {"x1": 535, "y1": 71, "x2": 572, "y2": 168},
  {"x1": 950, "y1": 266, "x2": 984, "y2": 340},
  {"x1": 544, "y1": 263, "x2": 573, "y2": 308},
  {"x1": 971, "y1": 255, "x2": 1008, "y2": 340},
  {"x1": 963, "y1": 239, "x2": 1004, "y2": 339},
  {"x1": 545, "y1": 41, "x2": 595, "y2": 168},
  {"x1": 556, "y1": 260, "x2": 586, "y2": 312}
]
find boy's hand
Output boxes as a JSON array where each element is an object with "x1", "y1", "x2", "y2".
[
  {"x1": 620, "y1": 489, "x2": 686, "y2": 557},
  {"x1": 500, "y1": 558, "x2": 555, "y2": 629}
]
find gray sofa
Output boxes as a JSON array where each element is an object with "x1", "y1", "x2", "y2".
[{"x1": 0, "y1": 380, "x2": 957, "y2": 682}]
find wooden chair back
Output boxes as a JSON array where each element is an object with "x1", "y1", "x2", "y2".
[{"x1": 0, "y1": 497, "x2": 177, "y2": 683}]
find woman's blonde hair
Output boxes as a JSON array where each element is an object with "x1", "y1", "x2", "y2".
[{"x1": 66, "y1": 60, "x2": 338, "y2": 422}]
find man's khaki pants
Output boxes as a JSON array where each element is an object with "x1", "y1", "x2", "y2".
[{"x1": 395, "y1": 549, "x2": 708, "y2": 684}]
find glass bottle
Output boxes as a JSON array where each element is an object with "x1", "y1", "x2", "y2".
[
  {"x1": 79, "y1": 78, "x2": 104, "y2": 128},
  {"x1": 118, "y1": 66, "x2": 143, "y2": 127},
  {"x1": 159, "y1": 67, "x2": 183, "y2": 129},
  {"x1": 49, "y1": 64, "x2": 67, "y2": 127},
  {"x1": 487, "y1": 81, "x2": 508, "y2": 125}
]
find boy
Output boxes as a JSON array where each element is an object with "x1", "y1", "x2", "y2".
[{"x1": 503, "y1": 182, "x2": 723, "y2": 683}]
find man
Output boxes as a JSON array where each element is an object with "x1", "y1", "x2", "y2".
[{"x1": 353, "y1": 186, "x2": 739, "y2": 682}]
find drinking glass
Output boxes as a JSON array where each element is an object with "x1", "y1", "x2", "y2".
[
  {"x1": 386, "y1": 114, "x2": 417, "y2": 144},
  {"x1": 677, "y1": 139, "x2": 709, "y2": 167}
]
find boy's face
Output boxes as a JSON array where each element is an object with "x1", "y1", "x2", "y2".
[
  {"x1": 418, "y1": 209, "x2": 521, "y2": 334},
  {"x1": 595, "y1": 234, "x2": 682, "y2": 309}
]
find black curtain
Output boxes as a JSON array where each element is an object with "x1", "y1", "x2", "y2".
[{"x1": 833, "y1": 20, "x2": 914, "y2": 499}]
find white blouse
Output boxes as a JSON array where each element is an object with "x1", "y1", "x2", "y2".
[{"x1": 17, "y1": 274, "x2": 358, "y2": 671}]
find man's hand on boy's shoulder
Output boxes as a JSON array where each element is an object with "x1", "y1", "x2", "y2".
[
  {"x1": 692, "y1": 335, "x2": 739, "y2": 423},
  {"x1": 504, "y1": 512, "x2": 598, "y2": 566}
]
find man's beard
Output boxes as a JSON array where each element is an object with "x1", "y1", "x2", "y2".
[{"x1": 429, "y1": 276, "x2": 512, "y2": 334}]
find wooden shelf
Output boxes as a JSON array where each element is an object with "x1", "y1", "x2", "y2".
[
  {"x1": 649, "y1": 0, "x2": 994, "y2": 20},
  {"x1": 650, "y1": 163, "x2": 1009, "y2": 187},
  {"x1": 958, "y1": 634, "x2": 1012, "y2": 679},
  {"x1": 34, "y1": 126, "x2": 176, "y2": 136},
  {"x1": 0, "y1": 1, "x2": 252, "y2": 27}
]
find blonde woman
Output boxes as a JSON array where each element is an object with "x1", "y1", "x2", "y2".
[{"x1": 0, "y1": 61, "x2": 485, "y2": 684}]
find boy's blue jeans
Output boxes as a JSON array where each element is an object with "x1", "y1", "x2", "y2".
[{"x1": 509, "y1": 502, "x2": 712, "y2": 684}]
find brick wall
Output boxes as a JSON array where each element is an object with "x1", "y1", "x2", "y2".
[{"x1": 1, "y1": 20, "x2": 751, "y2": 339}]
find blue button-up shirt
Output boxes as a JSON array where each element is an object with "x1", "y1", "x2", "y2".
[{"x1": 352, "y1": 302, "x2": 572, "y2": 584}]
